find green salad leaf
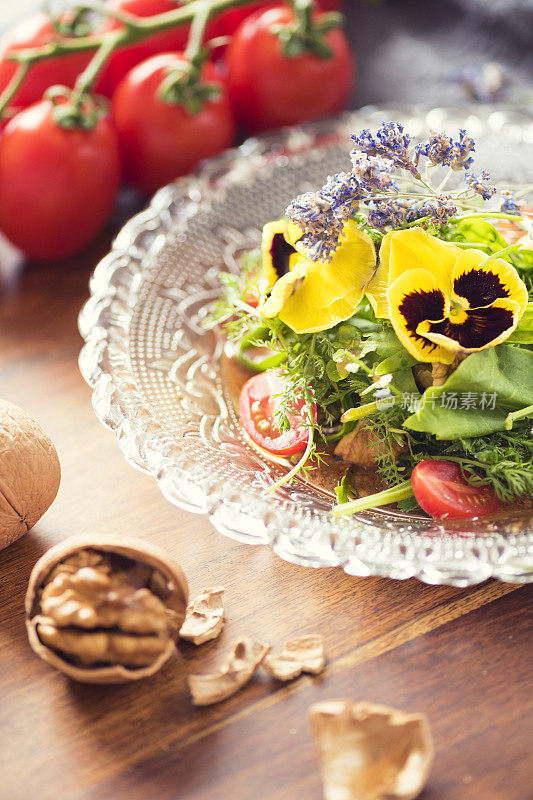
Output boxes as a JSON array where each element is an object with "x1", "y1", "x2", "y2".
[
  {"x1": 404, "y1": 345, "x2": 533, "y2": 439},
  {"x1": 507, "y1": 302, "x2": 533, "y2": 344},
  {"x1": 448, "y1": 217, "x2": 509, "y2": 252}
]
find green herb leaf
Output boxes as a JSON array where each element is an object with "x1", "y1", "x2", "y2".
[
  {"x1": 404, "y1": 345, "x2": 533, "y2": 439},
  {"x1": 397, "y1": 495, "x2": 421, "y2": 512}
]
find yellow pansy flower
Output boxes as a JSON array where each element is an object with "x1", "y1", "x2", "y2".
[
  {"x1": 260, "y1": 220, "x2": 377, "y2": 334},
  {"x1": 261, "y1": 219, "x2": 304, "y2": 290},
  {"x1": 367, "y1": 228, "x2": 528, "y2": 364}
]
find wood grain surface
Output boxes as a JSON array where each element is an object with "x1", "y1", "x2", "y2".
[
  {"x1": 0, "y1": 4, "x2": 532, "y2": 798},
  {"x1": 0, "y1": 216, "x2": 532, "y2": 800}
]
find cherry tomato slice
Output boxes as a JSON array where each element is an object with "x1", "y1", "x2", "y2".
[
  {"x1": 411, "y1": 460, "x2": 501, "y2": 520},
  {"x1": 239, "y1": 372, "x2": 316, "y2": 456}
]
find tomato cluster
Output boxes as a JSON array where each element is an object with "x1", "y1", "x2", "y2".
[{"x1": 0, "y1": 0, "x2": 353, "y2": 260}]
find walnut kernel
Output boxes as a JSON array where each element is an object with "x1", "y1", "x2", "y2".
[{"x1": 26, "y1": 534, "x2": 188, "y2": 683}]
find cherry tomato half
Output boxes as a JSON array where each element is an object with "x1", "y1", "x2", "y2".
[
  {"x1": 112, "y1": 52, "x2": 235, "y2": 194},
  {"x1": 411, "y1": 460, "x2": 501, "y2": 520},
  {"x1": 0, "y1": 99, "x2": 121, "y2": 260},
  {"x1": 0, "y1": 13, "x2": 95, "y2": 113},
  {"x1": 226, "y1": 5, "x2": 354, "y2": 132},
  {"x1": 239, "y1": 372, "x2": 316, "y2": 456}
]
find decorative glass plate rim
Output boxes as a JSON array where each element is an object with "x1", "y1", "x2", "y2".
[{"x1": 79, "y1": 105, "x2": 533, "y2": 587}]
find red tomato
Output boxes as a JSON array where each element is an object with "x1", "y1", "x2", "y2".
[
  {"x1": 226, "y1": 6, "x2": 354, "y2": 132},
  {"x1": 239, "y1": 372, "x2": 316, "y2": 456},
  {"x1": 210, "y1": 0, "x2": 345, "y2": 39},
  {"x1": 0, "y1": 99, "x2": 121, "y2": 260},
  {"x1": 411, "y1": 460, "x2": 501, "y2": 520},
  {"x1": 0, "y1": 13, "x2": 95, "y2": 112},
  {"x1": 317, "y1": 0, "x2": 345, "y2": 10},
  {"x1": 97, "y1": 0, "x2": 218, "y2": 97},
  {"x1": 209, "y1": 2, "x2": 276, "y2": 39},
  {"x1": 112, "y1": 52, "x2": 235, "y2": 194}
]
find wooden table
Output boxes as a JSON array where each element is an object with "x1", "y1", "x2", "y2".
[
  {"x1": 0, "y1": 228, "x2": 532, "y2": 800},
  {"x1": 0, "y1": 0, "x2": 532, "y2": 795}
]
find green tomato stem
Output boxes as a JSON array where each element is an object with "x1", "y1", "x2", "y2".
[
  {"x1": 71, "y1": 30, "x2": 123, "y2": 107},
  {"x1": 0, "y1": 0, "x2": 258, "y2": 119},
  {"x1": 278, "y1": 0, "x2": 342, "y2": 59},
  {"x1": 332, "y1": 479, "x2": 414, "y2": 517},
  {"x1": 0, "y1": 60, "x2": 30, "y2": 115},
  {"x1": 185, "y1": 0, "x2": 212, "y2": 61}
]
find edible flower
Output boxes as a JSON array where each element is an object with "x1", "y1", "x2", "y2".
[
  {"x1": 261, "y1": 219, "x2": 304, "y2": 289},
  {"x1": 260, "y1": 220, "x2": 376, "y2": 334},
  {"x1": 366, "y1": 228, "x2": 528, "y2": 364}
]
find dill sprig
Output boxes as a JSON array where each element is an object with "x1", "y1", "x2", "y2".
[
  {"x1": 407, "y1": 424, "x2": 533, "y2": 502},
  {"x1": 206, "y1": 249, "x2": 262, "y2": 335},
  {"x1": 358, "y1": 408, "x2": 410, "y2": 487}
]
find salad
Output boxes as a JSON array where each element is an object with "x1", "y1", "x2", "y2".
[{"x1": 212, "y1": 121, "x2": 533, "y2": 521}]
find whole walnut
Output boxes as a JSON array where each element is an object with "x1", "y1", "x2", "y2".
[
  {"x1": 26, "y1": 534, "x2": 189, "y2": 683},
  {"x1": 0, "y1": 399, "x2": 61, "y2": 550}
]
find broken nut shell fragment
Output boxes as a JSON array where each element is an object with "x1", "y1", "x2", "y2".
[
  {"x1": 179, "y1": 586, "x2": 225, "y2": 645},
  {"x1": 188, "y1": 637, "x2": 270, "y2": 706},
  {"x1": 309, "y1": 700, "x2": 433, "y2": 800},
  {"x1": 263, "y1": 634, "x2": 326, "y2": 681},
  {"x1": 26, "y1": 534, "x2": 188, "y2": 684}
]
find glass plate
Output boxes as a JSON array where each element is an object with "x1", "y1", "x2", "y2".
[{"x1": 79, "y1": 106, "x2": 533, "y2": 587}]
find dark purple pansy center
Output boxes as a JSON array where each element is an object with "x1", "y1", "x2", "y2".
[
  {"x1": 425, "y1": 306, "x2": 515, "y2": 349},
  {"x1": 399, "y1": 288, "x2": 446, "y2": 349},
  {"x1": 270, "y1": 233, "x2": 296, "y2": 279},
  {"x1": 453, "y1": 268, "x2": 509, "y2": 308}
]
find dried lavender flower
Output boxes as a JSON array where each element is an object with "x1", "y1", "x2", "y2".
[
  {"x1": 500, "y1": 190, "x2": 523, "y2": 214},
  {"x1": 351, "y1": 122, "x2": 419, "y2": 177},
  {"x1": 465, "y1": 171, "x2": 496, "y2": 200}
]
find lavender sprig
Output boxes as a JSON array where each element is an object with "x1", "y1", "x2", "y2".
[
  {"x1": 351, "y1": 122, "x2": 420, "y2": 177},
  {"x1": 415, "y1": 129, "x2": 475, "y2": 170},
  {"x1": 286, "y1": 171, "x2": 365, "y2": 260},
  {"x1": 286, "y1": 120, "x2": 518, "y2": 259}
]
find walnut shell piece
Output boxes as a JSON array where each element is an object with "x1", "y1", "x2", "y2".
[
  {"x1": 0, "y1": 400, "x2": 61, "y2": 551},
  {"x1": 179, "y1": 586, "x2": 225, "y2": 645},
  {"x1": 188, "y1": 638, "x2": 270, "y2": 706},
  {"x1": 263, "y1": 634, "x2": 326, "y2": 681},
  {"x1": 26, "y1": 534, "x2": 188, "y2": 684},
  {"x1": 309, "y1": 700, "x2": 434, "y2": 800}
]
